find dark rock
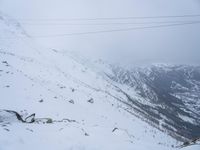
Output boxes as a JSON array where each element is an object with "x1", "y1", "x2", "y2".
[
  {"x1": 25, "y1": 114, "x2": 35, "y2": 123},
  {"x1": 39, "y1": 99, "x2": 44, "y2": 103},
  {"x1": 88, "y1": 98, "x2": 94, "y2": 104},
  {"x1": 69, "y1": 99, "x2": 74, "y2": 104},
  {"x1": 112, "y1": 127, "x2": 118, "y2": 132}
]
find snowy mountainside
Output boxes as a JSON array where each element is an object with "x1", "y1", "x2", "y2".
[
  {"x1": 0, "y1": 12, "x2": 178, "y2": 150},
  {"x1": 103, "y1": 63, "x2": 200, "y2": 140}
]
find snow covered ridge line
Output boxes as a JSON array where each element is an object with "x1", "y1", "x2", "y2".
[{"x1": 0, "y1": 11, "x2": 28, "y2": 37}]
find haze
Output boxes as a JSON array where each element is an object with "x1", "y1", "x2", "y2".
[{"x1": 0, "y1": 0, "x2": 200, "y2": 65}]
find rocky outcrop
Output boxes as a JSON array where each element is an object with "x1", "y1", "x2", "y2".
[{"x1": 0, "y1": 109, "x2": 35, "y2": 123}]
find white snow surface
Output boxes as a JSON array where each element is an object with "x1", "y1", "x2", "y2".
[{"x1": 0, "y1": 12, "x2": 180, "y2": 150}]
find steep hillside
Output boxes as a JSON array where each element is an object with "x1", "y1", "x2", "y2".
[
  {"x1": 0, "y1": 12, "x2": 179, "y2": 150},
  {"x1": 105, "y1": 64, "x2": 200, "y2": 140}
]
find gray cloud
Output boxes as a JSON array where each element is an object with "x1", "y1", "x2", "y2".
[{"x1": 0, "y1": 0, "x2": 200, "y2": 65}]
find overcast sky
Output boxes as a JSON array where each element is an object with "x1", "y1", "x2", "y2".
[{"x1": 0, "y1": 0, "x2": 200, "y2": 65}]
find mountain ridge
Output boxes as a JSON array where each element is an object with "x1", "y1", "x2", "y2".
[{"x1": 0, "y1": 12, "x2": 199, "y2": 150}]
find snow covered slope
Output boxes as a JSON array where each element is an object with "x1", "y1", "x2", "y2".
[
  {"x1": 0, "y1": 12, "x2": 180, "y2": 150},
  {"x1": 104, "y1": 63, "x2": 200, "y2": 140}
]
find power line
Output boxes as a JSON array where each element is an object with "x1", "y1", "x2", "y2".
[
  {"x1": 27, "y1": 21, "x2": 200, "y2": 38},
  {"x1": 16, "y1": 14, "x2": 200, "y2": 21},
  {"x1": 0, "y1": 21, "x2": 200, "y2": 39},
  {"x1": 20, "y1": 20, "x2": 200, "y2": 26}
]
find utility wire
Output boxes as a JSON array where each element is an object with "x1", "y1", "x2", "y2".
[
  {"x1": 0, "y1": 21, "x2": 200, "y2": 39},
  {"x1": 28, "y1": 21, "x2": 200, "y2": 38},
  {"x1": 16, "y1": 14, "x2": 200, "y2": 21},
  {"x1": 20, "y1": 20, "x2": 200, "y2": 26}
]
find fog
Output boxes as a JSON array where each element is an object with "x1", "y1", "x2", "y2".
[{"x1": 0, "y1": 0, "x2": 200, "y2": 65}]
